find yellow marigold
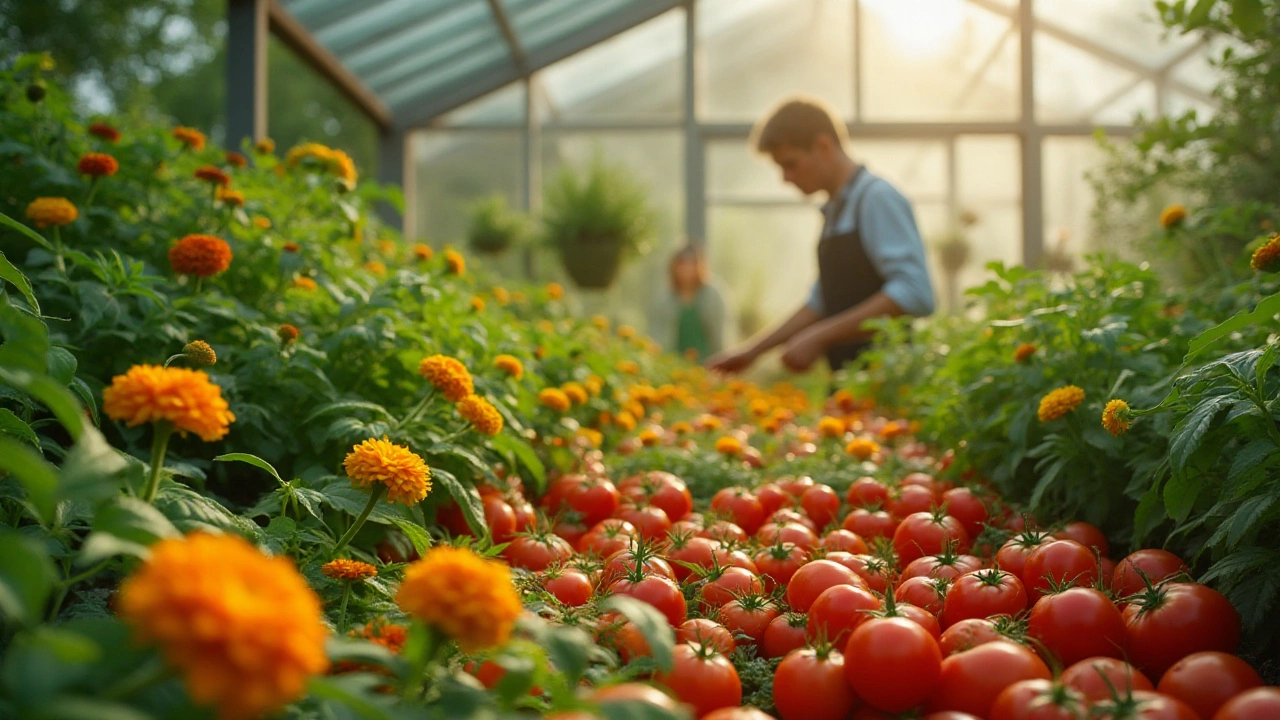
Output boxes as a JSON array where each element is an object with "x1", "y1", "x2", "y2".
[
  {"x1": 413, "y1": 243, "x2": 434, "y2": 261},
  {"x1": 88, "y1": 121, "x2": 120, "y2": 143},
  {"x1": 25, "y1": 197, "x2": 77, "y2": 228},
  {"x1": 457, "y1": 395, "x2": 503, "y2": 436},
  {"x1": 254, "y1": 137, "x2": 275, "y2": 154},
  {"x1": 1037, "y1": 385, "x2": 1086, "y2": 423},
  {"x1": 617, "y1": 325, "x2": 638, "y2": 340},
  {"x1": 103, "y1": 365, "x2": 234, "y2": 441},
  {"x1": 292, "y1": 276, "x2": 318, "y2": 291},
  {"x1": 329, "y1": 148, "x2": 358, "y2": 186},
  {"x1": 445, "y1": 249, "x2": 465, "y2": 275},
  {"x1": 761, "y1": 416, "x2": 782, "y2": 434},
  {"x1": 215, "y1": 187, "x2": 245, "y2": 207},
  {"x1": 322, "y1": 559, "x2": 378, "y2": 581},
  {"x1": 225, "y1": 151, "x2": 248, "y2": 168},
  {"x1": 253, "y1": 216, "x2": 272, "y2": 230},
  {"x1": 364, "y1": 260, "x2": 386, "y2": 275},
  {"x1": 671, "y1": 421, "x2": 693, "y2": 435},
  {"x1": 638, "y1": 428, "x2": 661, "y2": 446},
  {"x1": 512, "y1": 291, "x2": 527, "y2": 303},
  {"x1": 169, "y1": 234, "x2": 232, "y2": 277},
  {"x1": 617, "y1": 360, "x2": 640, "y2": 375},
  {"x1": 117, "y1": 533, "x2": 327, "y2": 720},
  {"x1": 377, "y1": 240, "x2": 397, "y2": 256},
  {"x1": 818, "y1": 416, "x2": 846, "y2": 438},
  {"x1": 470, "y1": 295, "x2": 486, "y2": 312},
  {"x1": 492, "y1": 286, "x2": 511, "y2": 304},
  {"x1": 419, "y1": 355, "x2": 474, "y2": 402},
  {"x1": 344, "y1": 437, "x2": 432, "y2": 506},
  {"x1": 846, "y1": 437, "x2": 880, "y2": 460},
  {"x1": 749, "y1": 398, "x2": 771, "y2": 417},
  {"x1": 182, "y1": 340, "x2": 217, "y2": 367},
  {"x1": 1251, "y1": 234, "x2": 1280, "y2": 273},
  {"x1": 1101, "y1": 399, "x2": 1132, "y2": 436},
  {"x1": 614, "y1": 410, "x2": 637, "y2": 431},
  {"x1": 1014, "y1": 343, "x2": 1037, "y2": 363},
  {"x1": 539, "y1": 388, "x2": 571, "y2": 412},
  {"x1": 879, "y1": 420, "x2": 908, "y2": 440},
  {"x1": 494, "y1": 354, "x2": 524, "y2": 380},
  {"x1": 696, "y1": 414, "x2": 722, "y2": 431},
  {"x1": 278, "y1": 324, "x2": 299, "y2": 344},
  {"x1": 584, "y1": 375, "x2": 604, "y2": 396},
  {"x1": 172, "y1": 126, "x2": 206, "y2": 150},
  {"x1": 592, "y1": 315, "x2": 610, "y2": 331},
  {"x1": 396, "y1": 545, "x2": 522, "y2": 652},
  {"x1": 194, "y1": 165, "x2": 230, "y2": 187},
  {"x1": 77, "y1": 152, "x2": 118, "y2": 177},
  {"x1": 285, "y1": 142, "x2": 333, "y2": 168},
  {"x1": 576, "y1": 427, "x2": 603, "y2": 448},
  {"x1": 562, "y1": 382, "x2": 588, "y2": 405},
  {"x1": 546, "y1": 282, "x2": 564, "y2": 300},
  {"x1": 715, "y1": 435, "x2": 743, "y2": 457},
  {"x1": 1160, "y1": 204, "x2": 1187, "y2": 229}
]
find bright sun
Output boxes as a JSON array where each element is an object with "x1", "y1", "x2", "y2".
[{"x1": 864, "y1": 0, "x2": 968, "y2": 56}]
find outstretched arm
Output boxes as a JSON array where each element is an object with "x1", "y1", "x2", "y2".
[{"x1": 706, "y1": 303, "x2": 822, "y2": 373}]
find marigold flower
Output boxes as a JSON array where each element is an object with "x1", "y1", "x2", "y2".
[
  {"x1": 285, "y1": 142, "x2": 332, "y2": 168},
  {"x1": 1038, "y1": 385, "x2": 1085, "y2": 422},
  {"x1": 494, "y1": 354, "x2": 524, "y2": 380},
  {"x1": 879, "y1": 420, "x2": 908, "y2": 440},
  {"x1": 88, "y1": 121, "x2": 120, "y2": 142},
  {"x1": 546, "y1": 282, "x2": 564, "y2": 300},
  {"x1": 577, "y1": 427, "x2": 604, "y2": 448},
  {"x1": 419, "y1": 355, "x2": 474, "y2": 402},
  {"x1": 1101, "y1": 399, "x2": 1132, "y2": 436},
  {"x1": 169, "y1": 234, "x2": 232, "y2": 277},
  {"x1": 492, "y1": 287, "x2": 511, "y2": 304},
  {"x1": 103, "y1": 365, "x2": 234, "y2": 441},
  {"x1": 395, "y1": 545, "x2": 521, "y2": 652},
  {"x1": 1160, "y1": 204, "x2": 1187, "y2": 229},
  {"x1": 358, "y1": 619, "x2": 407, "y2": 654},
  {"x1": 377, "y1": 240, "x2": 397, "y2": 256},
  {"x1": 696, "y1": 414, "x2": 722, "y2": 432},
  {"x1": 329, "y1": 148, "x2": 358, "y2": 186},
  {"x1": 322, "y1": 559, "x2": 378, "y2": 581},
  {"x1": 748, "y1": 398, "x2": 770, "y2": 417},
  {"x1": 671, "y1": 421, "x2": 693, "y2": 435},
  {"x1": 846, "y1": 437, "x2": 880, "y2": 460},
  {"x1": 614, "y1": 410, "x2": 637, "y2": 431},
  {"x1": 584, "y1": 375, "x2": 604, "y2": 396},
  {"x1": 539, "y1": 388, "x2": 571, "y2": 412},
  {"x1": 831, "y1": 389, "x2": 857, "y2": 413},
  {"x1": 715, "y1": 436, "x2": 743, "y2": 457},
  {"x1": 592, "y1": 315, "x2": 609, "y2": 331},
  {"x1": 278, "y1": 324, "x2": 299, "y2": 344},
  {"x1": 182, "y1": 340, "x2": 217, "y2": 367},
  {"x1": 282, "y1": 242, "x2": 300, "y2": 253},
  {"x1": 1251, "y1": 234, "x2": 1280, "y2": 273},
  {"x1": 117, "y1": 533, "x2": 328, "y2": 720},
  {"x1": 617, "y1": 360, "x2": 640, "y2": 375},
  {"x1": 25, "y1": 197, "x2": 78, "y2": 228},
  {"x1": 344, "y1": 437, "x2": 431, "y2": 506},
  {"x1": 470, "y1": 295, "x2": 486, "y2": 312},
  {"x1": 638, "y1": 428, "x2": 661, "y2": 446},
  {"x1": 445, "y1": 249, "x2": 465, "y2": 275},
  {"x1": 172, "y1": 126, "x2": 206, "y2": 150},
  {"x1": 364, "y1": 260, "x2": 386, "y2": 276},
  {"x1": 413, "y1": 243, "x2": 434, "y2": 261},
  {"x1": 1014, "y1": 343, "x2": 1037, "y2": 363},
  {"x1": 77, "y1": 152, "x2": 118, "y2": 177},
  {"x1": 222, "y1": 151, "x2": 247, "y2": 168},
  {"x1": 254, "y1": 216, "x2": 272, "y2": 230},
  {"x1": 617, "y1": 325, "x2": 637, "y2": 340},
  {"x1": 194, "y1": 165, "x2": 230, "y2": 187},
  {"x1": 215, "y1": 187, "x2": 245, "y2": 206},
  {"x1": 818, "y1": 416, "x2": 845, "y2": 438},
  {"x1": 255, "y1": 137, "x2": 275, "y2": 154},
  {"x1": 562, "y1": 382, "x2": 588, "y2": 406},
  {"x1": 292, "y1": 276, "x2": 318, "y2": 291},
  {"x1": 457, "y1": 395, "x2": 503, "y2": 436}
]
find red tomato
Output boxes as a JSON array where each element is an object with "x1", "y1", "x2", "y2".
[
  {"x1": 577, "y1": 518, "x2": 636, "y2": 557},
  {"x1": 787, "y1": 559, "x2": 862, "y2": 612},
  {"x1": 1060, "y1": 657, "x2": 1154, "y2": 703},
  {"x1": 1099, "y1": 557, "x2": 1117, "y2": 593},
  {"x1": 893, "y1": 511, "x2": 970, "y2": 565},
  {"x1": 601, "y1": 548, "x2": 674, "y2": 585},
  {"x1": 676, "y1": 618, "x2": 736, "y2": 655},
  {"x1": 1091, "y1": 691, "x2": 1199, "y2": 720},
  {"x1": 928, "y1": 642, "x2": 1051, "y2": 717},
  {"x1": 1122, "y1": 582, "x2": 1241, "y2": 679},
  {"x1": 654, "y1": 643, "x2": 742, "y2": 718},
  {"x1": 480, "y1": 494, "x2": 517, "y2": 544},
  {"x1": 602, "y1": 619, "x2": 652, "y2": 662},
  {"x1": 887, "y1": 601, "x2": 943, "y2": 639},
  {"x1": 889, "y1": 484, "x2": 939, "y2": 518},
  {"x1": 718, "y1": 597, "x2": 778, "y2": 645},
  {"x1": 843, "y1": 617, "x2": 943, "y2": 713},
  {"x1": 897, "y1": 576, "x2": 949, "y2": 616},
  {"x1": 902, "y1": 471, "x2": 944, "y2": 494},
  {"x1": 1022, "y1": 540, "x2": 1099, "y2": 596},
  {"x1": 762, "y1": 612, "x2": 809, "y2": 659},
  {"x1": 756, "y1": 521, "x2": 819, "y2": 550},
  {"x1": 1112, "y1": 550, "x2": 1189, "y2": 599},
  {"x1": 701, "y1": 520, "x2": 749, "y2": 544},
  {"x1": 510, "y1": 498, "x2": 536, "y2": 532},
  {"x1": 702, "y1": 566, "x2": 765, "y2": 609},
  {"x1": 566, "y1": 478, "x2": 619, "y2": 527},
  {"x1": 617, "y1": 505, "x2": 671, "y2": 541},
  {"x1": 995, "y1": 530, "x2": 1056, "y2": 583},
  {"x1": 664, "y1": 535, "x2": 720, "y2": 582},
  {"x1": 774, "y1": 648, "x2": 858, "y2": 720},
  {"x1": 839, "y1": 553, "x2": 893, "y2": 594},
  {"x1": 843, "y1": 508, "x2": 897, "y2": 540},
  {"x1": 801, "y1": 484, "x2": 841, "y2": 529},
  {"x1": 1027, "y1": 587, "x2": 1126, "y2": 666},
  {"x1": 901, "y1": 551, "x2": 983, "y2": 585},
  {"x1": 1212, "y1": 687, "x2": 1280, "y2": 720},
  {"x1": 711, "y1": 487, "x2": 766, "y2": 535},
  {"x1": 702, "y1": 708, "x2": 776, "y2": 720},
  {"x1": 938, "y1": 618, "x2": 1006, "y2": 656},
  {"x1": 1156, "y1": 652, "x2": 1262, "y2": 720},
  {"x1": 806, "y1": 583, "x2": 881, "y2": 646},
  {"x1": 623, "y1": 471, "x2": 693, "y2": 522},
  {"x1": 589, "y1": 682, "x2": 681, "y2": 711},
  {"x1": 778, "y1": 475, "x2": 816, "y2": 498},
  {"x1": 552, "y1": 518, "x2": 589, "y2": 548},
  {"x1": 819, "y1": 529, "x2": 868, "y2": 554},
  {"x1": 608, "y1": 573, "x2": 686, "y2": 626},
  {"x1": 505, "y1": 533, "x2": 573, "y2": 571},
  {"x1": 1053, "y1": 521, "x2": 1108, "y2": 558},
  {"x1": 753, "y1": 543, "x2": 809, "y2": 592},
  {"x1": 846, "y1": 476, "x2": 890, "y2": 508},
  {"x1": 989, "y1": 679, "x2": 1089, "y2": 720},
  {"x1": 755, "y1": 482, "x2": 790, "y2": 515},
  {"x1": 543, "y1": 568, "x2": 593, "y2": 606},
  {"x1": 769, "y1": 508, "x2": 819, "y2": 533},
  {"x1": 711, "y1": 546, "x2": 759, "y2": 574},
  {"x1": 941, "y1": 487, "x2": 990, "y2": 540},
  {"x1": 941, "y1": 568, "x2": 1028, "y2": 628}
]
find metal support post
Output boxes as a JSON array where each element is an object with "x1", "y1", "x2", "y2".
[{"x1": 226, "y1": 0, "x2": 269, "y2": 151}]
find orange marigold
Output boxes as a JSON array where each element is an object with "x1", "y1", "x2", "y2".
[
  {"x1": 445, "y1": 249, "x2": 465, "y2": 275},
  {"x1": 696, "y1": 414, "x2": 722, "y2": 432},
  {"x1": 194, "y1": 165, "x2": 230, "y2": 187},
  {"x1": 470, "y1": 295, "x2": 486, "y2": 312},
  {"x1": 254, "y1": 137, "x2": 275, "y2": 154},
  {"x1": 225, "y1": 151, "x2": 248, "y2": 168},
  {"x1": 671, "y1": 421, "x2": 693, "y2": 435},
  {"x1": 413, "y1": 243, "x2": 434, "y2": 261},
  {"x1": 562, "y1": 382, "x2": 588, "y2": 406},
  {"x1": 278, "y1": 324, "x2": 299, "y2": 343},
  {"x1": 546, "y1": 282, "x2": 565, "y2": 300},
  {"x1": 457, "y1": 395, "x2": 503, "y2": 436},
  {"x1": 539, "y1": 388, "x2": 571, "y2": 413},
  {"x1": 494, "y1": 354, "x2": 524, "y2": 380},
  {"x1": 77, "y1": 152, "x2": 118, "y2": 177},
  {"x1": 169, "y1": 234, "x2": 232, "y2": 277},
  {"x1": 1037, "y1": 385, "x2": 1085, "y2": 422},
  {"x1": 117, "y1": 533, "x2": 328, "y2": 720},
  {"x1": 879, "y1": 420, "x2": 908, "y2": 440},
  {"x1": 492, "y1": 287, "x2": 511, "y2": 305},
  {"x1": 344, "y1": 436, "x2": 432, "y2": 506},
  {"x1": 322, "y1": 559, "x2": 378, "y2": 581},
  {"x1": 254, "y1": 216, "x2": 272, "y2": 230},
  {"x1": 1014, "y1": 343, "x2": 1037, "y2": 363},
  {"x1": 617, "y1": 360, "x2": 640, "y2": 375},
  {"x1": 377, "y1": 240, "x2": 397, "y2": 257},
  {"x1": 614, "y1": 410, "x2": 637, "y2": 431},
  {"x1": 715, "y1": 435, "x2": 743, "y2": 457},
  {"x1": 832, "y1": 389, "x2": 857, "y2": 413},
  {"x1": 395, "y1": 545, "x2": 522, "y2": 652},
  {"x1": 215, "y1": 187, "x2": 245, "y2": 206},
  {"x1": 1101, "y1": 399, "x2": 1132, "y2": 437},
  {"x1": 1251, "y1": 234, "x2": 1280, "y2": 273},
  {"x1": 102, "y1": 365, "x2": 235, "y2": 441},
  {"x1": 364, "y1": 260, "x2": 386, "y2": 275},
  {"x1": 172, "y1": 126, "x2": 206, "y2": 150},
  {"x1": 638, "y1": 428, "x2": 661, "y2": 446},
  {"x1": 817, "y1": 416, "x2": 846, "y2": 438},
  {"x1": 591, "y1": 315, "x2": 609, "y2": 331},
  {"x1": 292, "y1": 276, "x2": 318, "y2": 291},
  {"x1": 25, "y1": 197, "x2": 78, "y2": 228},
  {"x1": 88, "y1": 121, "x2": 120, "y2": 142},
  {"x1": 419, "y1": 355, "x2": 474, "y2": 402},
  {"x1": 617, "y1": 325, "x2": 638, "y2": 340},
  {"x1": 282, "y1": 242, "x2": 301, "y2": 253},
  {"x1": 1160, "y1": 204, "x2": 1187, "y2": 229},
  {"x1": 583, "y1": 375, "x2": 604, "y2": 396},
  {"x1": 846, "y1": 437, "x2": 880, "y2": 460}
]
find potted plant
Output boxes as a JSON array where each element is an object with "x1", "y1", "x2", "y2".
[
  {"x1": 541, "y1": 156, "x2": 653, "y2": 289},
  {"x1": 467, "y1": 195, "x2": 529, "y2": 255}
]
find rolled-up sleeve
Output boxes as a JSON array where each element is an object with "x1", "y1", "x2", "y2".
[
  {"x1": 860, "y1": 183, "x2": 936, "y2": 317},
  {"x1": 806, "y1": 281, "x2": 824, "y2": 314}
]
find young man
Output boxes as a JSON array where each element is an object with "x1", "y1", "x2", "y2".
[{"x1": 707, "y1": 96, "x2": 936, "y2": 374}]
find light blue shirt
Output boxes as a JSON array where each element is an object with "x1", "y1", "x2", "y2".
[{"x1": 806, "y1": 169, "x2": 936, "y2": 318}]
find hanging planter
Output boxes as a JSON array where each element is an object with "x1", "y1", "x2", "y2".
[
  {"x1": 558, "y1": 236, "x2": 626, "y2": 289},
  {"x1": 467, "y1": 195, "x2": 530, "y2": 256},
  {"x1": 541, "y1": 156, "x2": 653, "y2": 290}
]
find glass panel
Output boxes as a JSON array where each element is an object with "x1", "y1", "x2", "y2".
[
  {"x1": 852, "y1": 140, "x2": 950, "y2": 203},
  {"x1": 1166, "y1": 89, "x2": 1216, "y2": 121},
  {"x1": 505, "y1": 0, "x2": 639, "y2": 55},
  {"x1": 413, "y1": 130, "x2": 525, "y2": 248},
  {"x1": 861, "y1": 0, "x2": 1019, "y2": 121},
  {"x1": 1036, "y1": 32, "x2": 1146, "y2": 123},
  {"x1": 381, "y1": 41, "x2": 512, "y2": 110},
  {"x1": 539, "y1": 8, "x2": 684, "y2": 121},
  {"x1": 708, "y1": 140, "x2": 807, "y2": 203},
  {"x1": 1091, "y1": 81, "x2": 1157, "y2": 125},
  {"x1": 1170, "y1": 36, "x2": 1234, "y2": 95},
  {"x1": 698, "y1": 0, "x2": 855, "y2": 122},
  {"x1": 343, "y1": 1, "x2": 495, "y2": 79},
  {"x1": 1034, "y1": 0, "x2": 1198, "y2": 68},
  {"x1": 440, "y1": 83, "x2": 525, "y2": 125},
  {"x1": 1043, "y1": 136, "x2": 1113, "y2": 272},
  {"x1": 949, "y1": 135, "x2": 1021, "y2": 309},
  {"x1": 315, "y1": 0, "x2": 472, "y2": 56}
]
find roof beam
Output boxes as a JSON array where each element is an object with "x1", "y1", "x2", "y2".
[
  {"x1": 487, "y1": 0, "x2": 528, "y2": 70},
  {"x1": 266, "y1": 0, "x2": 392, "y2": 130}
]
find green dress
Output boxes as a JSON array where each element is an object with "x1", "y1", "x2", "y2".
[{"x1": 676, "y1": 301, "x2": 710, "y2": 360}]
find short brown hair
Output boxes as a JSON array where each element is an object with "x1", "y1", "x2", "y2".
[{"x1": 751, "y1": 96, "x2": 848, "y2": 153}]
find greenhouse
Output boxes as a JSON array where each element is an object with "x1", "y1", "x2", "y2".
[{"x1": 1, "y1": 0, "x2": 1279, "y2": 718}]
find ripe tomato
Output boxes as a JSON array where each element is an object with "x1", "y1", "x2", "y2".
[
  {"x1": 609, "y1": 573, "x2": 687, "y2": 626},
  {"x1": 664, "y1": 535, "x2": 720, "y2": 582},
  {"x1": 928, "y1": 642, "x2": 1051, "y2": 717},
  {"x1": 843, "y1": 508, "x2": 897, "y2": 540},
  {"x1": 753, "y1": 542, "x2": 809, "y2": 592},
  {"x1": 839, "y1": 553, "x2": 892, "y2": 594},
  {"x1": 941, "y1": 487, "x2": 990, "y2": 539},
  {"x1": 505, "y1": 532, "x2": 573, "y2": 571},
  {"x1": 1027, "y1": 587, "x2": 1126, "y2": 666},
  {"x1": 701, "y1": 519, "x2": 749, "y2": 544},
  {"x1": 778, "y1": 475, "x2": 816, "y2": 498},
  {"x1": 601, "y1": 548, "x2": 674, "y2": 585},
  {"x1": 655, "y1": 643, "x2": 742, "y2": 718},
  {"x1": 769, "y1": 508, "x2": 819, "y2": 533},
  {"x1": 617, "y1": 504, "x2": 671, "y2": 541},
  {"x1": 701, "y1": 566, "x2": 765, "y2": 609},
  {"x1": 762, "y1": 612, "x2": 809, "y2": 659},
  {"x1": 543, "y1": 568, "x2": 593, "y2": 606},
  {"x1": 718, "y1": 596, "x2": 778, "y2": 645},
  {"x1": 889, "y1": 484, "x2": 939, "y2": 518},
  {"x1": 901, "y1": 551, "x2": 983, "y2": 585},
  {"x1": 701, "y1": 708, "x2": 776, "y2": 720},
  {"x1": 843, "y1": 617, "x2": 942, "y2": 713},
  {"x1": 801, "y1": 484, "x2": 841, "y2": 529},
  {"x1": 589, "y1": 682, "x2": 681, "y2": 711},
  {"x1": 755, "y1": 482, "x2": 790, "y2": 515},
  {"x1": 994, "y1": 529, "x2": 1055, "y2": 582},
  {"x1": 774, "y1": 648, "x2": 858, "y2": 720},
  {"x1": 941, "y1": 569, "x2": 1028, "y2": 628},
  {"x1": 897, "y1": 576, "x2": 950, "y2": 616},
  {"x1": 989, "y1": 679, "x2": 1089, "y2": 720},
  {"x1": 480, "y1": 494, "x2": 517, "y2": 544},
  {"x1": 1156, "y1": 652, "x2": 1262, "y2": 720},
  {"x1": 603, "y1": 619, "x2": 652, "y2": 662},
  {"x1": 711, "y1": 546, "x2": 758, "y2": 574},
  {"x1": 938, "y1": 618, "x2": 1005, "y2": 656},
  {"x1": 1054, "y1": 521, "x2": 1108, "y2": 558},
  {"x1": 1022, "y1": 540, "x2": 1098, "y2": 596},
  {"x1": 566, "y1": 477, "x2": 619, "y2": 527},
  {"x1": 1212, "y1": 688, "x2": 1280, "y2": 720},
  {"x1": 820, "y1": 529, "x2": 868, "y2": 554},
  {"x1": 1091, "y1": 691, "x2": 1199, "y2": 720},
  {"x1": 577, "y1": 518, "x2": 636, "y2": 557},
  {"x1": 1112, "y1": 550, "x2": 1189, "y2": 599},
  {"x1": 806, "y1": 583, "x2": 881, "y2": 646},
  {"x1": 511, "y1": 498, "x2": 536, "y2": 532},
  {"x1": 893, "y1": 511, "x2": 970, "y2": 565},
  {"x1": 786, "y1": 559, "x2": 862, "y2": 612},
  {"x1": 756, "y1": 521, "x2": 818, "y2": 550},
  {"x1": 552, "y1": 517, "x2": 589, "y2": 548},
  {"x1": 1060, "y1": 657, "x2": 1153, "y2": 703},
  {"x1": 1122, "y1": 582, "x2": 1241, "y2": 679},
  {"x1": 846, "y1": 476, "x2": 890, "y2": 508},
  {"x1": 622, "y1": 471, "x2": 692, "y2": 522},
  {"x1": 677, "y1": 618, "x2": 736, "y2": 655},
  {"x1": 711, "y1": 487, "x2": 766, "y2": 535}
]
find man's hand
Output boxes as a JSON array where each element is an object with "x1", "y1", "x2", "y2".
[
  {"x1": 780, "y1": 325, "x2": 828, "y2": 372},
  {"x1": 706, "y1": 346, "x2": 759, "y2": 374}
]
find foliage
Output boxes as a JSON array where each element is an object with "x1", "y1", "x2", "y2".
[
  {"x1": 468, "y1": 195, "x2": 531, "y2": 255},
  {"x1": 541, "y1": 156, "x2": 655, "y2": 256}
]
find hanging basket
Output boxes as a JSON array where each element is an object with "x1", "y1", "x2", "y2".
[{"x1": 558, "y1": 237, "x2": 625, "y2": 289}]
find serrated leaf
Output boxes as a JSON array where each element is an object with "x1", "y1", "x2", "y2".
[
  {"x1": 389, "y1": 518, "x2": 432, "y2": 555},
  {"x1": 1186, "y1": 291, "x2": 1280, "y2": 360},
  {"x1": 1257, "y1": 342, "x2": 1277, "y2": 390},
  {"x1": 153, "y1": 482, "x2": 261, "y2": 539},
  {"x1": 600, "y1": 595, "x2": 674, "y2": 673},
  {"x1": 491, "y1": 432, "x2": 546, "y2": 492},
  {"x1": 1227, "y1": 439, "x2": 1275, "y2": 485},
  {"x1": 1168, "y1": 395, "x2": 1230, "y2": 472},
  {"x1": 431, "y1": 468, "x2": 485, "y2": 537},
  {"x1": 319, "y1": 480, "x2": 415, "y2": 525},
  {"x1": 1212, "y1": 495, "x2": 1278, "y2": 548},
  {"x1": 215, "y1": 452, "x2": 285, "y2": 486},
  {"x1": 0, "y1": 367, "x2": 85, "y2": 440}
]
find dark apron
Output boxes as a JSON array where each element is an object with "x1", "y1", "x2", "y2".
[{"x1": 817, "y1": 167, "x2": 886, "y2": 371}]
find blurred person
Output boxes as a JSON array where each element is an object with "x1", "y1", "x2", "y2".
[
  {"x1": 707, "y1": 96, "x2": 935, "y2": 374},
  {"x1": 651, "y1": 244, "x2": 729, "y2": 361}
]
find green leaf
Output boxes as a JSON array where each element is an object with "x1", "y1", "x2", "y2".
[
  {"x1": 0, "y1": 367, "x2": 85, "y2": 440},
  {"x1": 214, "y1": 452, "x2": 286, "y2": 486},
  {"x1": 153, "y1": 482, "x2": 261, "y2": 539},
  {"x1": 1132, "y1": 484, "x2": 1168, "y2": 543},
  {"x1": 490, "y1": 433, "x2": 546, "y2": 492},
  {"x1": 1168, "y1": 395, "x2": 1230, "y2": 472},
  {"x1": 1230, "y1": 0, "x2": 1265, "y2": 32},
  {"x1": 1217, "y1": 495, "x2": 1277, "y2": 548},
  {"x1": 82, "y1": 496, "x2": 180, "y2": 566},
  {"x1": 540, "y1": 624, "x2": 595, "y2": 687},
  {"x1": 45, "y1": 347, "x2": 76, "y2": 386},
  {"x1": 303, "y1": 400, "x2": 395, "y2": 425},
  {"x1": 431, "y1": 468, "x2": 486, "y2": 537},
  {"x1": 0, "y1": 209, "x2": 55, "y2": 251},
  {"x1": 0, "y1": 531, "x2": 55, "y2": 624},
  {"x1": 1186, "y1": 291, "x2": 1280, "y2": 361},
  {"x1": 0, "y1": 296, "x2": 50, "y2": 374},
  {"x1": 0, "y1": 408, "x2": 39, "y2": 447},
  {"x1": 600, "y1": 595, "x2": 675, "y2": 673},
  {"x1": 0, "y1": 436, "x2": 57, "y2": 521},
  {"x1": 0, "y1": 250, "x2": 40, "y2": 314},
  {"x1": 1186, "y1": 0, "x2": 1217, "y2": 27},
  {"x1": 599, "y1": 702, "x2": 692, "y2": 720},
  {"x1": 319, "y1": 480, "x2": 415, "y2": 525},
  {"x1": 325, "y1": 636, "x2": 400, "y2": 672},
  {"x1": 1163, "y1": 471, "x2": 1201, "y2": 523},
  {"x1": 1256, "y1": 342, "x2": 1277, "y2": 391},
  {"x1": 306, "y1": 675, "x2": 401, "y2": 720},
  {"x1": 33, "y1": 698, "x2": 154, "y2": 720},
  {"x1": 1228, "y1": 438, "x2": 1277, "y2": 486},
  {"x1": 58, "y1": 425, "x2": 129, "y2": 506},
  {"x1": 389, "y1": 518, "x2": 432, "y2": 555}
]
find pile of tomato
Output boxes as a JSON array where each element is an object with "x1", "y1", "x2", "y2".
[{"x1": 452, "y1": 454, "x2": 1278, "y2": 720}]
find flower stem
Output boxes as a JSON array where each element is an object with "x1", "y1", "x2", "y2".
[
  {"x1": 333, "y1": 484, "x2": 385, "y2": 553},
  {"x1": 337, "y1": 582, "x2": 353, "y2": 633},
  {"x1": 403, "y1": 622, "x2": 443, "y2": 701},
  {"x1": 143, "y1": 423, "x2": 174, "y2": 504},
  {"x1": 52, "y1": 225, "x2": 65, "y2": 273},
  {"x1": 84, "y1": 177, "x2": 100, "y2": 208},
  {"x1": 104, "y1": 657, "x2": 169, "y2": 701}
]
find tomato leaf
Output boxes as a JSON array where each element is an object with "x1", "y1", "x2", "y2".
[
  {"x1": 430, "y1": 468, "x2": 486, "y2": 537},
  {"x1": 601, "y1": 595, "x2": 675, "y2": 673}
]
